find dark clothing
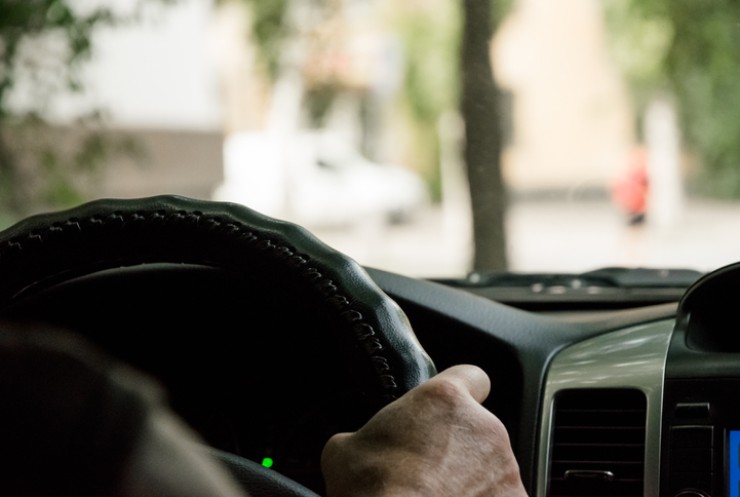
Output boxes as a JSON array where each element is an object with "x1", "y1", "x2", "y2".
[{"x1": 0, "y1": 322, "x2": 158, "y2": 497}]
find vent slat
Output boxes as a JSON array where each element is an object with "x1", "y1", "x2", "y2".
[{"x1": 547, "y1": 388, "x2": 646, "y2": 497}]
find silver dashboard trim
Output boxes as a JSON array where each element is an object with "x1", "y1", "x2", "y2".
[{"x1": 535, "y1": 319, "x2": 675, "y2": 497}]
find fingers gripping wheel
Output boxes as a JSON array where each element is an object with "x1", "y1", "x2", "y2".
[{"x1": 0, "y1": 195, "x2": 436, "y2": 495}]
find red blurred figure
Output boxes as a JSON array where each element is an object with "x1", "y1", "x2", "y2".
[{"x1": 612, "y1": 147, "x2": 649, "y2": 225}]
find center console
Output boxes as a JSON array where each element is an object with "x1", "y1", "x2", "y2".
[{"x1": 662, "y1": 262, "x2": 740, "y2": 497}]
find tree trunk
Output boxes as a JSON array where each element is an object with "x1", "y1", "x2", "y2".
[{"x1": 460, "y1": 0, "x2": 508, "y2": 271}]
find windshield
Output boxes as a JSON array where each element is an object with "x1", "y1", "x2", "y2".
[{"x1": 2, "y1": 0, "x2": 738, "y2": 279}]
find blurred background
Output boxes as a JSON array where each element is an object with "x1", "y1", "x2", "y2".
[{"x1": 3, "y1": 0, "x2": 740, "y2": 277}]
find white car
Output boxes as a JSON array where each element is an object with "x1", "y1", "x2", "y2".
[{"x1": 212, "y1": 129, "x2": 429, "y2": 228}]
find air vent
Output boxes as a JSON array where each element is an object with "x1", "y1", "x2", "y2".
[{"x1": 548, "y1": 388, "x2": 646, "y2": 497}]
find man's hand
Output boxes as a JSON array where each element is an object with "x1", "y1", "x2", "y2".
[{"x1": 320, "y1": 364, "x2": 529, "y2": 497}]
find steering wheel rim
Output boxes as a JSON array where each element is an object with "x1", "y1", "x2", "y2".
[{"x1": 0, "y1": 194, "x2": 437, "y2": 496}]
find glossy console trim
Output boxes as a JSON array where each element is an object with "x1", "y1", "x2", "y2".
[{"x1": 535, "y1": 319, "x2": 675, "y2": 497}]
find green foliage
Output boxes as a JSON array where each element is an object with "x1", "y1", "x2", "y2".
[
  {"x1": 234, "y1": 0, "x2": 288, "y2": 80},
  {"x1": 0, "y1": 1, "x2": 116, "y2": 108},
  {"x1": 396, "y1": 0, "x2": 512, "y2": 201},
  {"x1": 251, "y1": 0, "x2": 290, "y2": 80},
  {"x1": 0, "y1": 0, "x2": 176, "y2": 220},
  {"x1": 491, "y1": 0, "x2": 514, "y2": 29},
  {"x1": 397, "y1": 3, "x2": 461, "y2": 124},
  {"x1": 0, "y1": 0, "x2": 114, "y2": 218},
  {"x1": 392, "y1": 1, "x2": 460, "y2": 199},
  {"x1": 603, "y1": 0, "x2": 740, "y2": 197}
]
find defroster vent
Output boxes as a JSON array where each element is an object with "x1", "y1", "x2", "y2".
[{"x1": 548, "y1": 388, "x2": 647, "y2": 497}]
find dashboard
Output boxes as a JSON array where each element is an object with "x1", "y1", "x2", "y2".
[{"x1": 371, "y1": 260, "x2": 740, "y2": 497}]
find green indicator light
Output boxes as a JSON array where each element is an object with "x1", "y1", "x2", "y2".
[{"x1": 261, "y1": 457, "x2": 274, "y2": 469}]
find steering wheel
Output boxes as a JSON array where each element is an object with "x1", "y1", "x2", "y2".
[{"x1": 0, "y1": 194, "x2": 437, "y2": 497}]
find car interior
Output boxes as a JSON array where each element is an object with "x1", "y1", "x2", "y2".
[
  {"x1": 0, "y1": 193, "x2": 733, "y2": 497},
  {"x1": 2, "y1": 1, "x2": 739, "y2": 497}
]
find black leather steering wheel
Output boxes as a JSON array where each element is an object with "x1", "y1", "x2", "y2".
[{"x1": 0, "y1": 194, "x2": 436, "y2": 496}]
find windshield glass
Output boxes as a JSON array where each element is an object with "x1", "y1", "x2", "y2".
[{"x1": 2, "y1": 0, "x2": 738, "y2": 279}]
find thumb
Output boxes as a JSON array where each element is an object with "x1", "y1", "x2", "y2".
[{"x1": 429, "y1": 364, "x2": 491, "y2": 404}]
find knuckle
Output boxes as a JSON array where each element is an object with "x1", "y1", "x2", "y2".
[{"x1": 419, "y1": 376, "x2": 468, "y2": 407}]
